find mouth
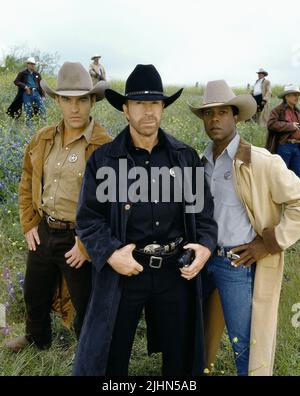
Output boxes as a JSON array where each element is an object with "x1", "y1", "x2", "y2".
[{"x1": 210, "y1": 127, "x2": 222, "y2": 132}]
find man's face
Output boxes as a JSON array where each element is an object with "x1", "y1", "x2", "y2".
[
  {"x1": 123, "y1": 100, "x2": 164, "y2": 137},
  {"x1": 27, "y1": 63, "x2": 35, "y2": 72},
  {"x1": 56, "y1": 95, "x2": 95, "y2": 130},
  {"x1": 285, "y1": 93, "x2": 300, "y2": 107},
  {"x1": 258, "y1": 73, "x2": 265, "y2": 80},
  {"x1": 201, "y1": 105, "x2": 238, "y2": 144}
]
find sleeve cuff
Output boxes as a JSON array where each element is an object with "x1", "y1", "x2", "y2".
[{"x1": 262, "y1": 227, "x2": 283, "y2": 254}]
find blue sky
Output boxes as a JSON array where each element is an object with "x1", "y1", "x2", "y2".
[{"x1": 1, "y1": 0, "x2": 300, "y2": 86}]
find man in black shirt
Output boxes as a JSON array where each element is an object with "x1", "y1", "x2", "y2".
[{"x1": 72, "y1": 64, "x2": 218, "y2": 376}]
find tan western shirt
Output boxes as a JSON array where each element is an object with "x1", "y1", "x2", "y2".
[{"x1": 42, "y1": 119, "x2": 94, "y2": 222}]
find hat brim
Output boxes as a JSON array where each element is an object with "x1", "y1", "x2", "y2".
[
  {"x1": 188, "y1": 93, "x2": 257, "y2": 122},
  {"x1": 257, "y1": 71, "x2": 268, "y2": 76},
  {"x1": 40, "y1": 79, "x2": 109, "y2": 102},
  {"x1": 105, "y1": 88, "x2": 183, "y2": 112},
  {"x1": 278, "y1": 90, "x2": 300, "y2": 99}
]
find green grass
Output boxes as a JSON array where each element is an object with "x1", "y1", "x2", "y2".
[{"x1": 0, "y1": 72, "x2": 299, "y2": 376}]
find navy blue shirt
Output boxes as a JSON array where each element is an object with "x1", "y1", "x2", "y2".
[
  {"x1": 26, "y1": 72, "x2": 37, "y2": 89},
  {"x1": 125, "y1": 130, "x2": 184, "y2": 247}
]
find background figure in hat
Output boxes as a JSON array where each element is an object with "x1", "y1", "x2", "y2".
[
  {"x1": 7, "y1": 57, "x2": 46, "y2": 126},
  {"x1": 189, "y1": 80, "x2": 300, "y2": 376},
  {"x1": 72, "y1": 64, "x2": 218, "y2": 376},
  {"x1": 4, "y1": 62, "x2": 112, "y2": 353},
  {"x1": 89, "y1": 54, "x2": 106, "y2": 85},
  {"x1": 251, "y1": 68, "x2": 271, "y2": 126},
  {"x1": 266, "y1": 84, "x2": 300, "y2": 177}
]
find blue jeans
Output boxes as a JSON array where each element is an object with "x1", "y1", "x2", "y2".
[
  {"x1": 23, "y1": 90, "x2": 46, "y2": 126},
  {"x1": 277, "y1": 143, "x2": 300, "y2": 177},
  {"x1": 202, "y1": 254, "x2": 256, "y2": 376}
]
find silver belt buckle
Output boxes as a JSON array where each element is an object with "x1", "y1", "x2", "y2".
[
  {"x1": 46, "y1": 215, "x2": 56, "y2": 225},
  {"x1": 144, "y1": 244, "x2": 160, "y2": 254},
  {"x1": 226, "y1": 251, "x2": 240, "y2": 260},
  {"x1": 149, "y1": 256, "x2": 163, "y2": 269}
]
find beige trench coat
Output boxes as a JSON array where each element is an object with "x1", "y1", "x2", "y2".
[
  {"x1": 204, "y1": 139, "x2": 300, "y2": 376},
  {"x1": 252, "y1": 78, "x2": 272, "y2": 127}
]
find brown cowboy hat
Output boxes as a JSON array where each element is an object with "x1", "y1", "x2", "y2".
[
  {"x1": 41, "y1": 61, "x2": 109, "y2": 102},
  {"x1": 188, "y1": 80, "x2": 257, "y2": 122}
]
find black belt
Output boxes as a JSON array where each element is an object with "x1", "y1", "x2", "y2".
[
  {"x1": 135, "y1": 237, "x2": 184, "y2": 255},
  {"x1": 133, "y1": 249, "x2": 182, "y2": 270}
]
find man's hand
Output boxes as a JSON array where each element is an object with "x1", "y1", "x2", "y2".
[
  {"x1": 293, "y1": 122, "x2": 300, "y2": 130},
  {"x1": 25, "y1": 226, "x2": 40, "y2": 251},
  {"x1": 25, "y1": 86, "x2": 31, "y2": 95},
  {"x1": 65, "y1": 237, "x2": 87, "y2": 269},
  {"x1": 107, "y1": 244, "x2": 143, "y2": 276},
  {"x1": 180, "y1": 243, "x2": 211, "y2": 281},
  {"x1": 231, "y1": 235, "x2": 269, "y2": 267}
]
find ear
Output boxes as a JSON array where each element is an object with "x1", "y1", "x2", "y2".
[
  {"x1": 55, "y1": 95, "x2": 60, "y2": 105},
  {"x1": 91, "y1": 94, "x2": 96, "y2": 107},
  {"x1": 122, "y1": 102, "x2": 128, "y2": 115},
  {"x1": 233, "y1": 115, "x2": 238, "y2": 124}
]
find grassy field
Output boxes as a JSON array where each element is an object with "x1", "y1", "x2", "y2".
[{"x1": 0, "y1": 72, "x2": 299, "y2": 376}]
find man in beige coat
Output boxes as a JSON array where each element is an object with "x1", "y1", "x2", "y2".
[
  {"x1": 89, "y1": 55, "x2": 106, "y2": 85},
  {"x1": 251, "y1": 68, "x2": 272, "y2": 127},
  {"x1": 189, "y1": 79, "x2": 300, "y2": 376}
]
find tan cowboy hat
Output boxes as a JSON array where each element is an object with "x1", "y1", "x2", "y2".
[
  {"x1": 257, "y1": 68, "x2": 268, "y2": 76},
  {"x1": 26, "y1": 57, "x2": 36, "y2": 64},
  {"x1": 91, "y1": 54, "x2": 102, "y2": 60},
  {"x1": 41, "y1": 62, "x2": 108, "y2": 102},
  {"x1": 278, "y1": 83, "x2": 300, "y2": 99},
  {"x1": 188, "y1": 80, "x2": 257, "y2": 122}
]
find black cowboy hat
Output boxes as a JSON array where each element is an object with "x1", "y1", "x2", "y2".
[{"x1": 105, "y1": 64, "x2": 183, "y2": 111}]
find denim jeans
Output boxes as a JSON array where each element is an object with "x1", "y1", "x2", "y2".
[
  {"x1": 23, "y1": 90, "x2": 46, "y2": 127},
  {"x1": 277, "y1": 143, "x2": 300, "y2": 177},
  {"x1": 202, "y1": 254, "x2": 256, "y2": 376}
]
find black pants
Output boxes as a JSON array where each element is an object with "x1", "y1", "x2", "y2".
[
  {"x1": 24, "y1": 219, "x2": 91, "y2": 348},
  {"x1": 106, "y1": 263, "x2": 195, "y2": 376}
]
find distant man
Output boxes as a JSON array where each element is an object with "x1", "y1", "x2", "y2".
[
  {"x1": 7, "y1": 57, "x2": 46, "y2": 125},
  {"x1": 89, "y1": 55, "x2": 106, "y2": 85},
  {"x1": 5, "y1": 62, "x2": 111, "y2": 352},
  {"x1": 251, "y1": 68, "x2": 271, "y2": 126}
]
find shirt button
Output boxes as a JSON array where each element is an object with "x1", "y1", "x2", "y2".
[
  {"x1": 78, "y1": 173, "x2": 82, "y2": 177},
  {"x1": 145, "y1": 161, "x2": 149, "y2": 165},
  {"x1": 50, "y1": 197, "x2": 54, "y2": 200},
  {"x1": 54, "y1": 179, "x2": 57, "y2": 183},
  {"x1": 66, "y1": 147, "x2": 69, "y2": 150},
  {"x1": 125, "y1": 204, "x2": 131, "y2": 210},
  {"x1": 155, "y1": 221, "x2": 159, "y2": 226},
  {"x1": 52, "y1": 211, "x2": 55, "y2": 215},
  {"x1": 152, "y1": 179, "x2": 156, "y2": 183},
  {"x1": 57, "y1": 163, "x2": 61, "y2": 166},
  {"x1": 154, "y1": 200, "x2": 158, "y2": 204}
]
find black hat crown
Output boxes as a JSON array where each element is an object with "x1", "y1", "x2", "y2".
[
  {"x1": 105, "y1": 64, "x2": 183, "y2": 112},
  {"x1": 125, "y1": 64, "x2": 164, "y2": 96}
]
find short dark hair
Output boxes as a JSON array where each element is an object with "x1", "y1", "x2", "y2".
[{"x1": 231, "y1": 106, "x2": 239, "y2": 116}]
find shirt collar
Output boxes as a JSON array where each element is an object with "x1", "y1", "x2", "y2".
[
  {"x1": 203, "y1": 132, "x2": 240, "y2": 165},
  {"x1": 56, "y1": 117, "x2": 94, "y2": 144},
  {"x1": 126, "y1": 128, "x2": 165, "y2": 152}
]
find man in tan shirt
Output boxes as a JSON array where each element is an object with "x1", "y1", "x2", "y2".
[{"x1": 5, "y1": 62, "x2": 112, "y2": 352}]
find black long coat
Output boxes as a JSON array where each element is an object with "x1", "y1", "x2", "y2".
[
  {"x1": 7, "y1": 69, "x2": 44, "y2": 118},
  {"x1": 73, "y1": 127, "x2": 218, "y2": 376}
]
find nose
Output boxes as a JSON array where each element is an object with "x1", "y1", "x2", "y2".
[
  {"x1": 144, "y1": 103, "x2": 154, "y2": 114},
  {"x1": 71, "y1": 102, "x2": 79, "y2": 113}
]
